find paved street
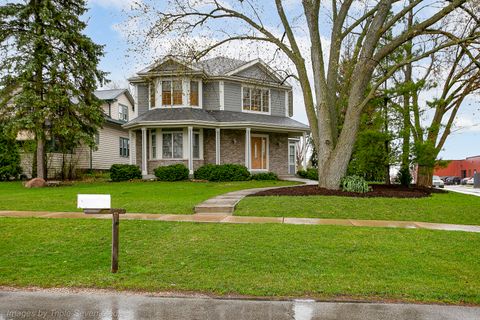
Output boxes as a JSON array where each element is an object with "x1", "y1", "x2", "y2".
[
  {"x1": 0, "y1": 290, "x2": 479, "y2": 320},
  {"x1": 445, "y1": 185, "x2": 480, "y2": 197}
]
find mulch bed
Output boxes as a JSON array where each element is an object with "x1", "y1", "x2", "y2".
[{"x1": 250, "y1": 184, "x2": 447, "y2": 198}]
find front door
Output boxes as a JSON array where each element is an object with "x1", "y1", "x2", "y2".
[{"x1": 251, "y1": 136, "x2": 267, "y2": 170}]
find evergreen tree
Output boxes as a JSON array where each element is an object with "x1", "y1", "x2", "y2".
[
  {"x1": 0, "y1": 125, "x2": 22, "y2": 181},
  {"x1": 0, "y1": 0, "x2": 107, "y2": 179}
]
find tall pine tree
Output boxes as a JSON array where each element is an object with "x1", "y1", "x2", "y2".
[{"x1": 0, "y1": 0, "x2": 107, "y2": 179}]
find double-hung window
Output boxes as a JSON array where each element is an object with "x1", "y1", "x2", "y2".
[
  {"x1": 190, "y1": 81, "x2": 199, "y2": 106},
  {"x1": 151, "y1": 130, "x2": 157, "y2": 159},
  {"x1": 193, "y1": 131, "x2": 200, "y2": 159},
  {"x1": 162, "y1": 80, "x2": 183, "y2": 106},
  {"x1": 162, "y1": 131, "x2": 183, "y2": 159},
  {"x1": 119, "y1": 137, "x2": 129, "y2": 157},
  {"x1": 118, "y1": 104, "x2": 129, "y2": 122},
  {"x1": 242, "y1": 87, "x2": 270, "y2": 113}
]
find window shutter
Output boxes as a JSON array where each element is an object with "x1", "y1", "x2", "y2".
[{"x1": 288, "y1": 91, "x2": 293, "y2": 117}]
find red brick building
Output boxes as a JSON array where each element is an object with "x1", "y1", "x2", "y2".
[{"x1": 434, "y1": 155, "x2": 480, "y2": 178}]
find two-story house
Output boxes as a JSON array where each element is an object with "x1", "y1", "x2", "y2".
[
  {"x1": 124, "y1": 56, "x2": 309, "y2": 178},
  {"x1": 19, "y1": 88, "x2": 135, "y2": 178}
]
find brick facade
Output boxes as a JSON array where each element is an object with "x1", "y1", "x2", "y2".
[{"x1": 136, "y1": 128, "x2": 291, "y2": 176}]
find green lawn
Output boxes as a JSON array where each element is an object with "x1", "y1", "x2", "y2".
[
  {"x1": 0, "y1": 180, "x2": 295, "y2": 214},
  {"x1": 0, "y1": 217, "x2": 478, "y2": 304},
  {"x1": 235, "y1": 192, "x2": 480, "y2": 225}
]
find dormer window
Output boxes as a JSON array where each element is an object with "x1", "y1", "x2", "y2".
[
  {"x1": 162, "y1": 80, "x2": 183, "y2": 106},
  {"x1": 242, "y1": 86, "x2": 270, "y2": 113},
  {"x1": 118, "y1": 104, "x2": 129, "y2": 122}
]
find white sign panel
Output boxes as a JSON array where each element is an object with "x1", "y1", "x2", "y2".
[{"x1": 77, "y1": 194, "x2": 111, "y2": 209}]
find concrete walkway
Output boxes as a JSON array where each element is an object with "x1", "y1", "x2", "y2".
[
  {"x1": 1, "y1": 210, "x2": 479, "y2": 233},
  {"x1": 194, "y1": 177, "x2": 317, "y2": 215},
  {"x1": 1, "y1": 289, "x2": 479, "y2": 320}
]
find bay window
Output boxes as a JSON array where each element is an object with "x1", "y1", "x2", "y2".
[
  {"x1": 190, "y1": 81, "x2": 199, "y2": 106},
  {"x1": 150, "y1": 130, "x2": 157, "y2": 159},
  {"x1": 162, "y1": 131, "x2": 183, "y2": 158},
  {"x1": 162, "y1": 80, "x2": 183, "y2": 106},
  {"x1": 193, "y1": 131, "x2": 200, "y2": 159},
  {"x1": 242, "y1": 87, "x2": 270, "y2": 113}
]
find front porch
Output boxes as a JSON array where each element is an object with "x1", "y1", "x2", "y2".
[{"x1": 128, "y1": 126, "x2": 307, "y2": 178}]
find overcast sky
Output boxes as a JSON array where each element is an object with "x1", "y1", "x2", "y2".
[{"x1": 78, "y1": 1, "x2": 480, "y2": 160}]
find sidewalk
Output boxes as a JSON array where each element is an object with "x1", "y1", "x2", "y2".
[
  {"x1": 1, "y1": 289, "x2": 479, "y2": 320},
  {"x1": 1, "y1": 210, "x2": 479, "y2": 233}
]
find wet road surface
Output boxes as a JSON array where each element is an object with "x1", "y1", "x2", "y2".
[{"x1": 0, "y1": 290, "x2": 479, "y2": 320}]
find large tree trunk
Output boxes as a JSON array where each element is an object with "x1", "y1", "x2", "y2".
[
  {"x1": 36, "y1": 136, "x2": 45, "y2": 180},
  {"x1": 417, "y1": 165, "x2": 433, "y2": 188}
]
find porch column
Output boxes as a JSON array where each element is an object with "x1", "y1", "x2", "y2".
[
  {"x1": 129, "y1": 130, "x2": 135, "y2": 165},
  {"x1": 302, "y1": 132, "x2": 307, "y2": 170},
  {"x1": 188, "y1": 126, "x2": 194, "y2": 177},
  {"x1": 141, "y1": 128, "x2": 147, "y2": 176},
  {"x1": 245, "y1": 127, "x2": 251, "y2": 171},
  {"x1": 215, "y1": 128, "x2": 221, "y2": 165}
]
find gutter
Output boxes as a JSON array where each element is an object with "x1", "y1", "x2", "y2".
[{"x1": 122, "y1": 120, "x2": 310, "y2": 133}]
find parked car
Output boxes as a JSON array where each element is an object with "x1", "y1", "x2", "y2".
[
  {"x1": 445, "y1": 176, "x2": 461, "y2": 185},
  {"x1": 466, "y1": 177, "x2": 475, "y2": 185},
  {"x1": 432, "y1": 175, "x2": 445, "y2": 188},
  {"x1": 461, "y1": 177, "x2": 472, "y2": 185}
]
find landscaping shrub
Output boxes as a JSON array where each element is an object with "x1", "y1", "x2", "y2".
[
  {"x1": 194, "y1": 164, "x2": 250, "y2": 181},
  {"x1": 154, "y1": 164, "x2": 189, "y2": 181},
  {"x1": 251, "y1": 172, "x2": 278, "y2": 181},
  {"x1": 110, "y1": 164, "x2": 142, "y2": 182},
  {"x1": 341, "y1": 175, "x2": 370, "y2": 193},
  {"x1": 297, "y1": 168, "x2": 318, "y2": 180},
  {"x1": 0, "y1": 127, "x2": 22, "y2": 181}
]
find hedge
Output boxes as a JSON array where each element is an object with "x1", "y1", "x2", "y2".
[
  {"x1": 110, "y1": 164, "x2": 142, "y2": 182},
  {"x1": 297, "y1": 168, "x2": 318, "y2": 180},
  {"x1": 194, "y1": 164, "x2": 250, "y2": 181},
  {"x1": 251, "y1": 172, "x2": 278, "y2": 180},
  {"x1": 154, "y1": 164, "x2": 189, "y2": 181}
]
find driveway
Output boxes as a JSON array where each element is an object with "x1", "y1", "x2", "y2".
[
  {"x1": 445, "y1": 185, "x2": 480, "y2": 197},
  {"x1": 0, "y1": 290, "x2": 479, "y2": 320}
]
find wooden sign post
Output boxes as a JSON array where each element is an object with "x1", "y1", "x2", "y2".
[
  {"x1": 77, "y1": 195, "x2": 125, "y2": 273},
  {"x1": 110, "y1": 208, "x2": 125, "y2": 273}
]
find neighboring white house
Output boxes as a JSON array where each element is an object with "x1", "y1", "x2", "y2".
[{"x1": 19, "y1": 89, "x2": 135, "y2": 179}]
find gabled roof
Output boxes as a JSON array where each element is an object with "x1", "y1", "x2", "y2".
[
  {"x1": 130, "y1": 56, "x2": 288, "y2": 86},
  {"x1": 196, "y1": 57, "x2": 248, "y2": 76},
  {"x1": 94, "y1": 89, "x2": 134, "y2": 106}
]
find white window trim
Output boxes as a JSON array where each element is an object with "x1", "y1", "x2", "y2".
[
  {"x1": 150, "y1": 78, "x2": 203, "y2": 109},
  {"x1": 219, "y1": 81, "x2": 225, "y2": 110},
  {"x1": 241, "y1": 85, "x2": 271, "y2": 115},
  {"x1": 150, "y1": 129, "x2": 158, "y2": 160},
  {"x1": 288, "y1": 141, "x2": 297, "y2": 174},
  {"x1": 158, "y1": 128, "x2": 203, "y2": 160},
  {"x1": 250, "y1": 133, "x2": 269, "y2": 172},
  {"x1": 160, "y1": 128, "x2": 185, "y2": 160},
  {"x1": 188, "y1": 79, "x2": 202, "y2": 109},
  {"x1": 119, "y1": 104, "x2": 129, "y2": 122},
  {"x1": 285, "y1": 90, "x2": 289, "y2": 117}
]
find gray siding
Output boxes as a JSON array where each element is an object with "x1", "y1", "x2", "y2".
[
  {"x1": 224, "y1": 81, "x2": 241, "y2": 112},
  {"x1": 202, "y1": 81, "x2": 220, "y2": 110},
  {"x1": 288, "y1": 91, "x2": 293, "y2": 117},
  {"x1": 236, "y1": 65, "x2": 278, "y2": 83},
  {"x1": 137, "y1": 84, "x2": 149, "y2": 116},
  {"x1": 270, "y1": 88, "x2": 286, "y2": 117}
]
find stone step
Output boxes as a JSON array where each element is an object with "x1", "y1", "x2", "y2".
[{"x1": 195, "y1": 205, "x2": 235, "y2": 214}]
